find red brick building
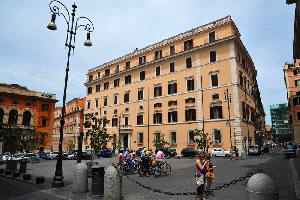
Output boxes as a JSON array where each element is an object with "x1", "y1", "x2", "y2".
[{"x1": 0, "y1": 84, "x2": 58, "y2": 153}]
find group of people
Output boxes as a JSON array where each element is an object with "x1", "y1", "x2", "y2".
[
  {"x1": 195, "y1": 152, "x2": 216, "y2": 200},
  {"x1": 230, "y1": 146, "x2": 239, "y2": 160}
]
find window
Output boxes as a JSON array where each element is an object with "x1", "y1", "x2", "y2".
[
  {"x1": 185, "y1": 107, "x2": 196, "y2": 121},
  {"x1": 104, "y1": 82, "x2": 109, "y2": 90},
  {"x1": 114, "y1": 94, "x2": 118, "y2": 104},
  {"x1": 112, "y1": 117, "x2": 118, "y2": 127},
  {"x1": 153, "y1": 112, "x2": 162, "y2": 124},
  {"x1": 12, "y1": 100, "x2": 18, "y2": 105},
  {"x1": 170, "y1": 131, "x2": 176, "y2": 144},
  {"x1": 140, "y1": 71, "x2": 145, "y2": 80},
  {"x1": 105, "y1": 68, "x2": 110, "y2": 76},
  {"x1": 210, "y1": 51, "x2": 216, "y2": 62},
  {"x1": 87, "y1": 101, "x2": 91, "y2": 109},
  {"x1": 210, "y1": 72, "x2": 219, "y2": 87},
  {"x1": 156, "y1": 66, "x2": 161, "y2": 76},
  {"x1": 138, "y1": 88, "x2": 144, "y2": 100},
  {"x1": 154, "y1": 102, "x2": 162, "y2": 108},
  {"x1": 168, "y1": 81, "x2": 177, "y2": 94},
  {"x1": 294, "y1": 69, "x2": 300, "y2": 75},
  {"x1": 239, "y1": 74, "x2": 244, "y2": 87},
  {"x1": 89, "y1": 75, "x2": 93, "y2": 82},
  {"x1": 115, "y1": 65, "x2": 120, "y2": 73},
  {"x1": 42, "y1": 104, "x2": 49, "y2": 111},
  {"x1": 294, "y1": 97, "x2": 300, "y2": 106},
  {"x1": 154, "y1": 85, "x2": 162, "y2": 97},
  {"x1": 155, "y1": 50, "x2": 162, "y2": 60},
  {"x1": 126, "y1": 61, "x2": 131, "y2": 69},
  {"x1": 242, "y1": 58, "x2": 246, "y2": 68},
  {"x1": 139, "y1": 56, "x2": 146, "y2": 65},
  {"x1": 26, "y1": 102, "x2": 31, "y2": 106},
  {"x1": 170, "y1": 62, "x2": 175, "y2": 72},
  {"x1": 187, "y1": 78, "x2": 194, "y2": 91},
  {"x1": 139, "y1": 105, "x2": 144, "y2": 110},
  {"x1": 22, "y1": 111, "x2": 31, "y2": 126},
  {"x1": 184, "y1": 39, "x2": 193, "y2": 50},
  {"x1": 210, "y1": 103, "x2": 223, "y2": 119},
  {"x1": 87, "y1": 87, "x2": 92, "y2": 94},
  {"x1": 103, "y1": 96, "x2": 108, "y2": 106},
  {"x1": 168, "y1": 100, "x2": 177, "y2": 106},
  {"x1": 0, "y1": 98, "x2": 3, "y2": 103},
  {"x1": 213, "y1": 129, "x2": 222, "y2": 144},
  {"x1": 125, "y1": 75, "x2": 131, "y2": 84},
  {"x1": 124, "y1": 92, "x2": 130, "y2": 103},
  {"x1": 188, "y1": 130, "x2": 195, "y2": 144},
  {"x1": 170, "y1": 45, "x2": 175, "y2": 55},
  {"x1": 0, "y1": 108, "x2": 4, "y2": 123},
  {"x1": 95, "y1": 99, "x2": 99, "y2": 107},
  {"x1": 212, "y1": 93, "x2": 219, "y2": 100},
  {"x1": 295, "y1": 79, "x2": 300, "y2": 87},
  {"x1": 138, "y1": 132, "x2": 144, "y2": 144},
  {"x1": 42, "y1": 118, "x2": 47, "y2": 127},
  {"x1": 98, "y1": 72, "x2": 101, "y2": 78},
  {"x1": 185, "y1": 97, "x2": 195, "y2": 103},
  {"x1": 186, "y1": 57, "x2": 192, "y2": 68},
  {"x1": 114, "y1": 78, "x2": 120, "y2": 87},
  {"x1": 137, "y1": 113, "x2": 144, "y2": 125},
  {"x1": 168, "y1": 110, "x2": 177, "y2": 122},
  {"x1": 209, "y1": 31, "x2": 216, "y2": 43},
  {"x1": 96, "y1": 84, "x2": 101, "y2": 92}
]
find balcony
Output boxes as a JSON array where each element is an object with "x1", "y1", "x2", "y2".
[{"x1": 119, "y1": 125, "x2": 132, "y2": 134}]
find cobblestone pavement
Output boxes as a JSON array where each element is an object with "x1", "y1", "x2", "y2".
[{"x1": 0, "y1": 147, "x2": 299, "y2": 200}]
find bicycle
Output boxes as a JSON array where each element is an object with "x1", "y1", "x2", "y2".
[{"x1": 153, "y1": 159, "x2": 171, "y2": 177}]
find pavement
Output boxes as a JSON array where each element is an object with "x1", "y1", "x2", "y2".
[{"x1": 0, "y1": 148, "x2": 299, "y2": 200}]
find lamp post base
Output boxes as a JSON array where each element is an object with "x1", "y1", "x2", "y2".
[{"x1": 52, "y1": 176, "x2": 64, "y2": 188}]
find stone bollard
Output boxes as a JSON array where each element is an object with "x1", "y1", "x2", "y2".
[
  {"x1": 91, "y1": 165, "x2": 105, "y2": 197},
  {"x1": 12, "y1": 171, "x2": 20, "y2": 178},
  {"x1": 23, "y1": 173, "x2": 31, "y2": 180},
  {"x1": 19, "y1": 159, "x2": 27, "y2": 173},
  {"x1": 104, "y1": 166, "x2": 122, "y2": 200},
  {"x1": 0, "y1": 168, "x2": 4, "y2": 174},
  {"x1": 72, "y1": 163, "x2": 88, "y2": 194},
  {"x1": 5, "y1": 169, "x2": 12, "y2": 175},
  {"x1": 36, "y1": 176, "x2": 45, "y2": 184},
  {"x1": 246, "y1": 173, "x2": 278, "y2": 200},
  {"x1": 240, "y1": 150, "x2": 246, "y2": 160}
]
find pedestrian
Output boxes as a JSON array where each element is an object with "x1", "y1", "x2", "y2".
[
  {"x1": 140, "y1": 149, "x2": 150, "y2": 177},
  {"x1": 234, "y1": 146, "x2": 239, "y2": 160},
  {"x1": 230, "y1": 146, "x2": 235, "y2": 160},
  {"x1": 123, "y1": 148, "x2": 133, "y2": 173},
  {"x1": 195, "y1": 152, "x2": 209, "y2": 200},
  {"x1": 205, "y1": 153, "x2": 216, "y2": 196}
]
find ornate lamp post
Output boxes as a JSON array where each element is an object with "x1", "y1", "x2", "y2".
[
  {"x1": 47, "y1": 0, "x2": 94, "y2": 188},
  {"x1": 224, "y1": 89, "x2": 232, "y2": 148}
]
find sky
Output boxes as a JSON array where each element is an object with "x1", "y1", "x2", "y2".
[{"x1": 0, "y1": 0, "x2": 295, "y2": 125}]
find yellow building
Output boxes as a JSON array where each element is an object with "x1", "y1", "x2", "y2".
[{"x1": 84, "y1": 16, "x2": 264, "y2": 154}]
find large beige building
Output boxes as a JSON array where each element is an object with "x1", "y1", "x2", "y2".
[{"x1": 84, "y1": 16, "x2": 264, "y2": 153}]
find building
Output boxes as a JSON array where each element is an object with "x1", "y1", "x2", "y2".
[
  {"x1": 270, "y1": 103, "x2": 292, "y2": 143},
  {"x1": 285, "y1": 0, "x2": 300, "y2": 143},
  {"x1": 0, "y1": 84, "x2": 58, "y2": 153},
  {"x1": 84, "y1": 16, "x2": 264, "y2": 153},
  {"x1": 53, "y1": 97, "x2": 86, "y2": 152}
]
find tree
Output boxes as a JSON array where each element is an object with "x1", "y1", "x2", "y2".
[
  {"x1": 19, "y1": 129, "x2": 39, "y2": 153},
  {"x1": 112, "y1": 135, "x2": 122, "y2": 153},
  {"x1": 84, "y1": 113, "x2": 112, "y2": 153},
  {"x1": 152, "y1": 132, "x2": 169, "y2": 148},
  {"x1": 67, "y1": 140, "x2": 75, "y2": 152},
  {"x1": 194, "y1": 129, "x2": 212, "y2": 152}
]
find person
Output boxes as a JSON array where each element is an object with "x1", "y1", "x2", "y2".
[
  {"x1": 123, "y1": 148, "x2": 133, "y2": 173},
  {"x1": 140, "y1": 149, "x2": 150, "y2": 177},
  {"x1": 155, "y1": 148, "x2": 166, "y2": 170},
  {"x1": 234, "y1": 146, "x2": 239, "y2": 160},
  {"x1": 205, "y1": 153, "x2": 216, "y2": 196},
  {"x1": 230, "y1": 146, "x2": 235, "y2": 160},
  {"x1": 195, "y1": 152, "x2": 209, "y2": 200},
  {"x1": 118, "y1": 153, "x2": 125, "y2": 164}
]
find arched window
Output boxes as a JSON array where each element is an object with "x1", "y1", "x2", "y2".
[
  {"x1": 0, "y1": 108, "x2": 4, "y2": 123},
  {"x1": 8, "y1": 109, "x2": 18, "y2": 124},
  {"x1": 22, "y1": 111, "x2": 31, "y2": 126}
]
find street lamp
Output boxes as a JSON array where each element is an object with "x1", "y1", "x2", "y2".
[
  {"x1": 47, "y1": 0, "x2": 94, "y2": 188},
  {"x1": 114, "y1": 111, "x2": 124, "y2": 153},
  {"x1": 224, "y1": 89, "x2": 232, "y2": 148}
]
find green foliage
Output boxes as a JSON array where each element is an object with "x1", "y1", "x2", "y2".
[
  {"x1": 193, "y1": 129, "x2": 212, "y2": 152},
  {"x1": 84, "y1": 113, "x2": 112, "y2": 153},
  {"x1": 112, "y1": 135, "x2": 122, "y2": 152},
  {"x1": 152, "y1": 132, "x2": 169, "y2": 148},
  {"x1": 68, "y1": 140, "x2": 76, "y2": 151},
  {"x1": 19, "y1": 130, "x2": 39, "y2": 152}
]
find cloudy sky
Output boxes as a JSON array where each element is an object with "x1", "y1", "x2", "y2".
[{"x1": 0, "y1": 0, "x2": 295, "y2": 125}]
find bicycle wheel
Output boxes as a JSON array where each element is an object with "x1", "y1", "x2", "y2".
[
  {"x1": 137, "y1": 164, "x2": 145, "y2": 177},
  {"x1": 155, "y1": 166, "x2": 161, "y2": 178},
  {"x1": 164, "y1": 164, "x2": 171, "y2": 175}
]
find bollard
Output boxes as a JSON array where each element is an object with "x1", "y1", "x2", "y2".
[
  {"x1": 36, "y1": 176, "x2": 45, "y2": 184},
  {"x1": 104, "y1": 166, "x2": 122, "y2": 200},
  {"x1": 240, "y1": 150, "x2": 246, "y2": 160},
  {"x1": 72, "y1": 163, "x2": 88, "y2": 194},
  {"x1": 19, "y1": 159, "x2": 27, "y2": 173},
  {"x1": 23, "y1": 173, "x2": 31, "y2": 180},
  {"x1": 91, "y1": 165, "x2": 105, "y2": 197},
  {"x1": 246, "y1": 173, "x2": 278, "y2": 200},
  {"x1": 12, "y1": 171, "x2": 20, "y2": 178},
  {"x1": 0, "y1": 168, "x2": 4, "y2": 174},
  {"x1": 5, "y1": 169, "x2": 12, "y2": 175},
  {"x1": 30, "y1": 156, "x2": 37, "y2": 164}
]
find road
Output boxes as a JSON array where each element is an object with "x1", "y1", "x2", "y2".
[{"x1": 0, "y1": 147, "x2": 299, "y2": 200}]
